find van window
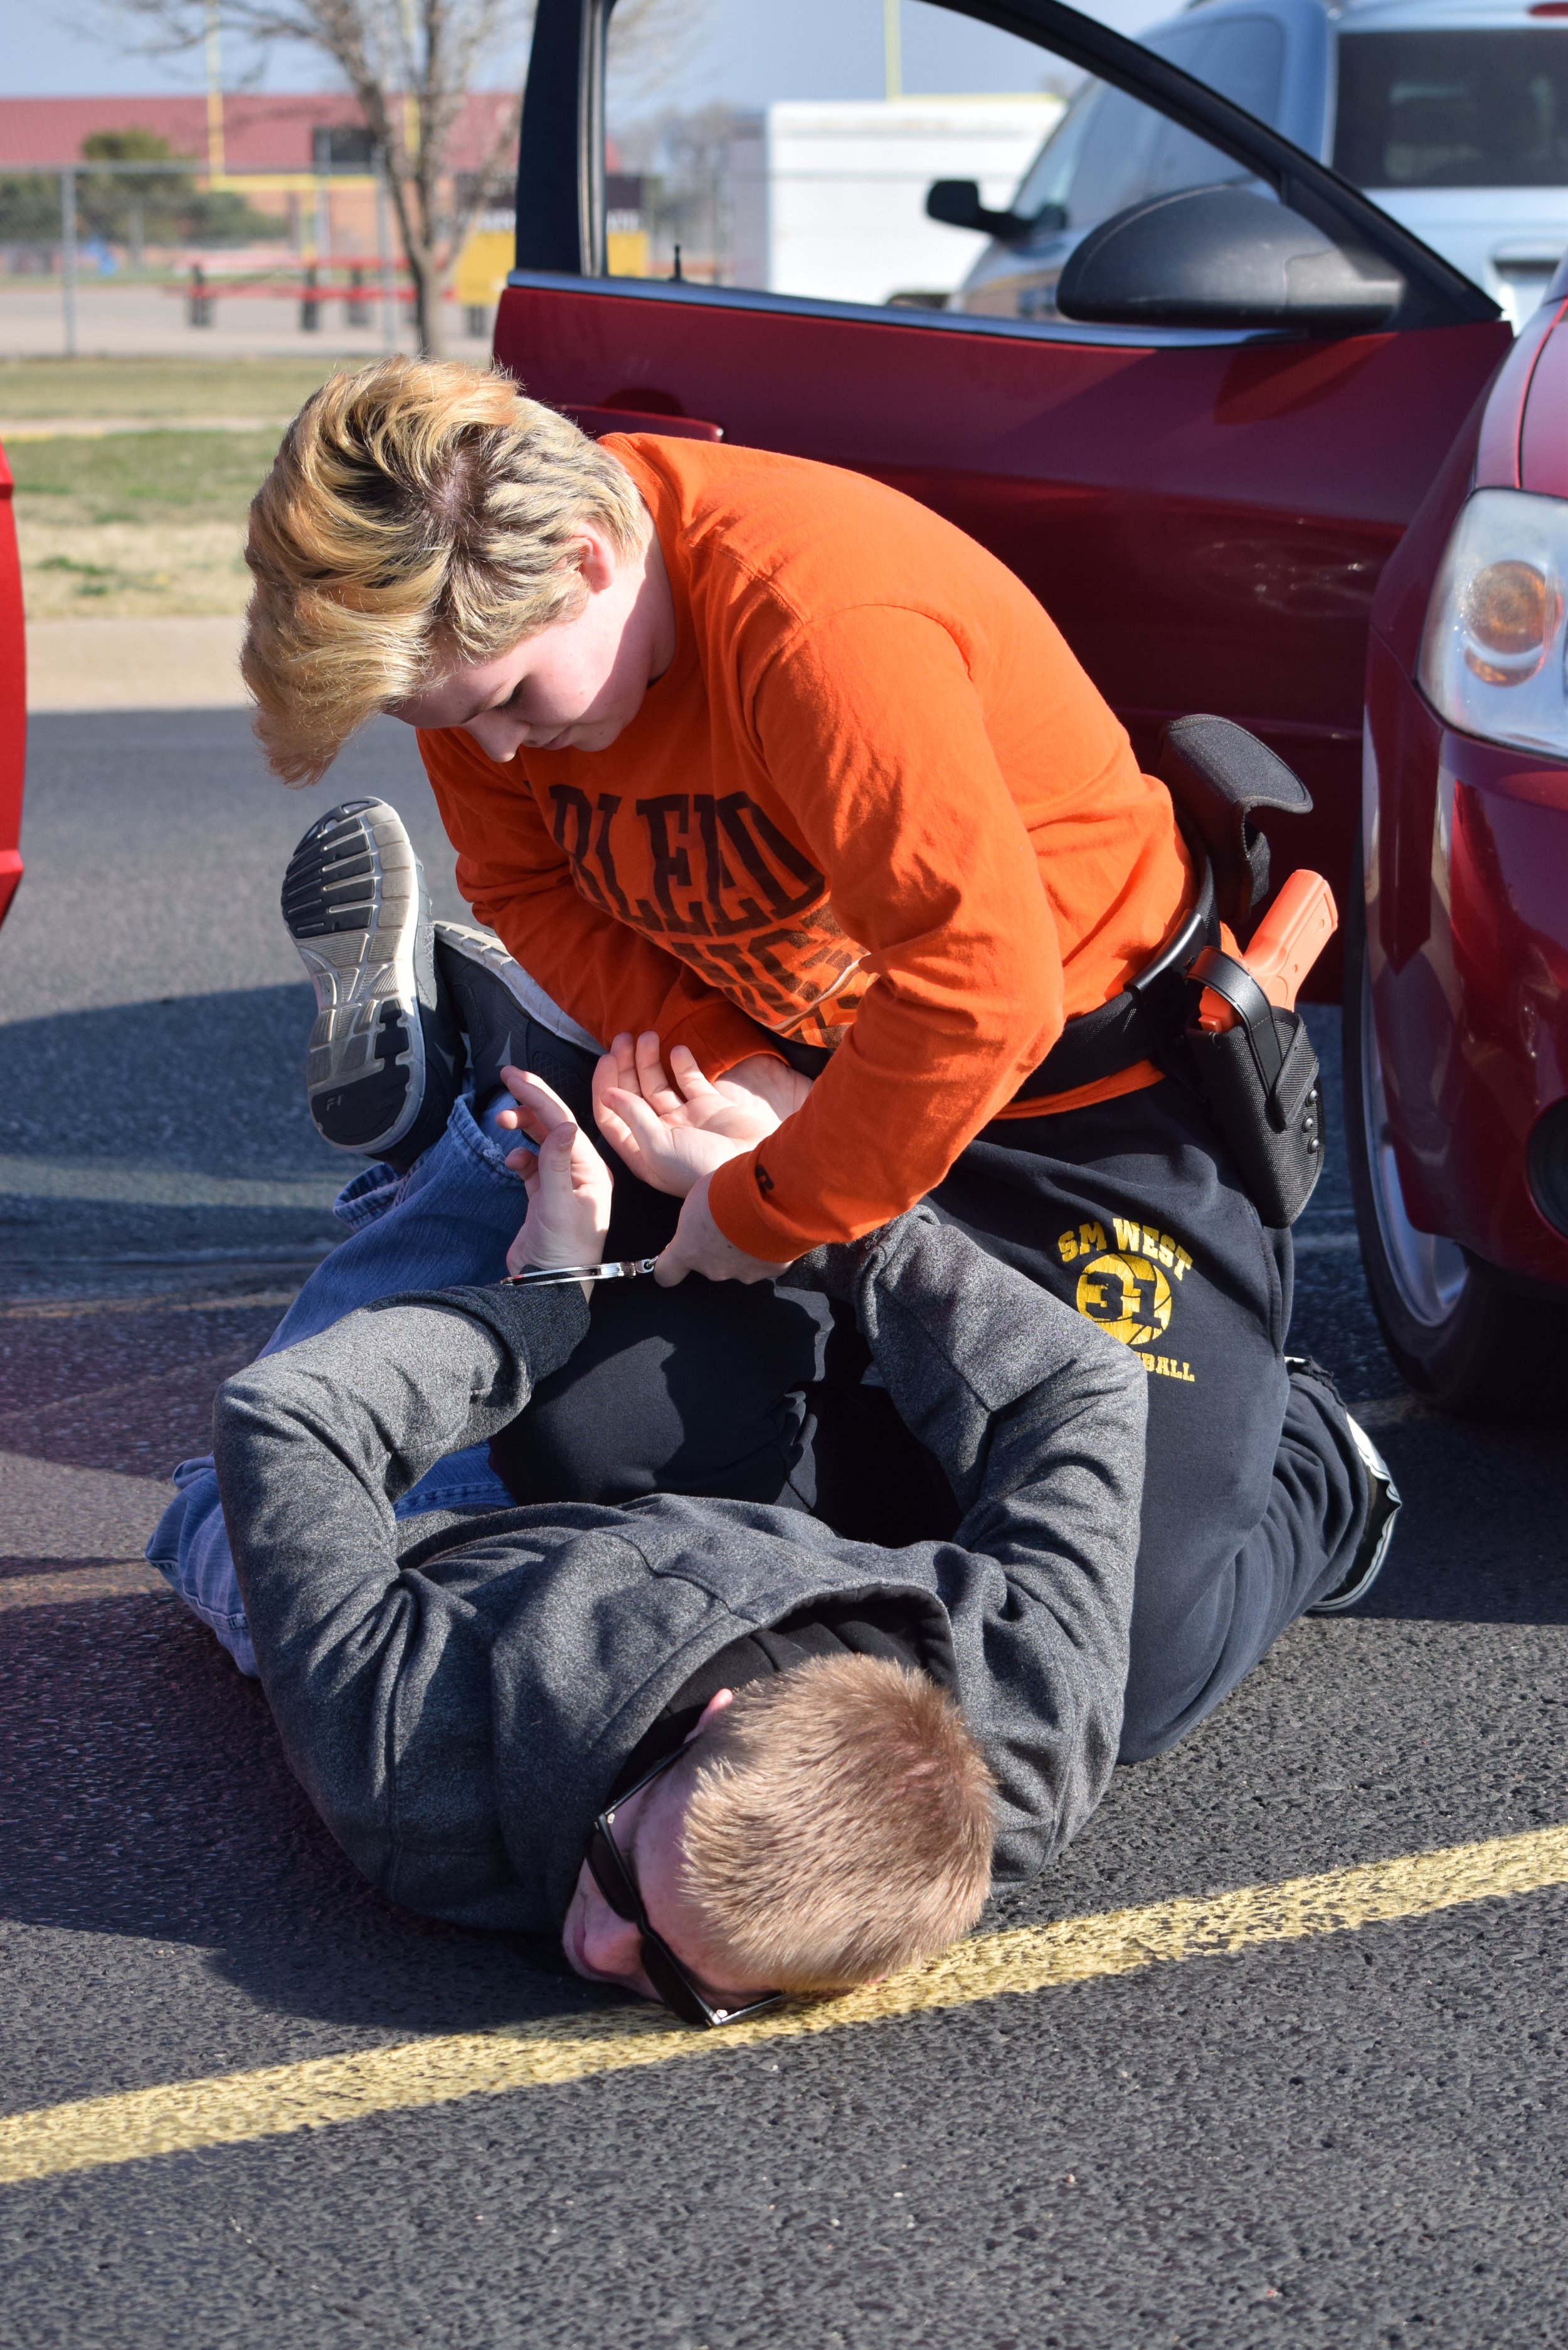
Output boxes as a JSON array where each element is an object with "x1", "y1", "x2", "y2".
[
  {"x1": 1173, "y1": 16, "x2": 1288, "y2": 127},
  {"x1": 1010, "y1": 17, "x2": 1284, "y2": 235},
  {"x1": 1335, "y1": 29, "x2": 1568, "y2": 189}
]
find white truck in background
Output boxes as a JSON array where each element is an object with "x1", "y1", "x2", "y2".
[{"x1": 728, "y1": 96, "x2": 1064, "y2": 309}]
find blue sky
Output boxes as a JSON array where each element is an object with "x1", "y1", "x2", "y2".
[
  {"x1": 3, "y1": 3, "x2": 336, "y2": 97},
  {"x1": 3, "y1": 0, "x2": 1173, "y2": 104},
  {"x1": 609, "y1": 0, "x2": 1173, "y2": 111}
]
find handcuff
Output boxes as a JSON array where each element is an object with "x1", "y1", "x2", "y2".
[{"x1": 500, "y1": 1257, "x2": 662, "y2": 1288}]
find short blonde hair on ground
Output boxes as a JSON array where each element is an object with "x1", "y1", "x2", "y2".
[
  {"x1": 241, "y1": 357, "x2": 651, "y2": 785},
  {"x1": 678, "y1": 1653, "x2": 995, "y2": 1994}
]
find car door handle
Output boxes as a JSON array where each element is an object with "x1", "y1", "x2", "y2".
[{"x1": 564, "y1": 403, "x2": 724, "y2": 442}]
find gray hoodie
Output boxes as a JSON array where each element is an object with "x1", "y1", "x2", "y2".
[{"x1": 213, "y1": 1207, "x2": 1147, "y2": 1935}]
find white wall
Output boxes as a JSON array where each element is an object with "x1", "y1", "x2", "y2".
[{"x1": 729, "y1": 96, "x2": 1064, "y2": 306}]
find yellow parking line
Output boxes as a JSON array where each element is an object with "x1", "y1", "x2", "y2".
[{"x1": 4, "y1": 1823, "x2": 1565, "y2": 2189}]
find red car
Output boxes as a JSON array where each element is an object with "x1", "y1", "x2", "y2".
[
  {"x1": 503, "y1": 0, "x2": 1567, "y2": 1411},
  {"x1": 1351, "y1": 258, "x2": 1568, "y2": 1412},
  {"x1": 0, "y1": 437, "x2": 23, "y2": 931}
]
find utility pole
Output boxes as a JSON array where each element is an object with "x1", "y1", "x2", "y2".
[
  {"x1": 883, "y1": 0, "x2": 902, "y2": 102},
  {"x1": 315, "y1": 172, "x2": 332, "y2": 278},
  {"x1": 204, "y1": 1, "x2": 226, "y2": 177},
  {"x1": 376, "y1": 157, "x2": 398, "y2": 353},
  {"x1": 60, "y1": 169, "x2": 78, "y2": 359}
]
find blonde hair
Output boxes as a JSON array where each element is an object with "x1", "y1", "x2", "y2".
[
  {"x1": 677, "y1": 1654, "x2": 995, "y2": 1994},
  {"x1": 241, "y1": 357, "x2": 651, "y2": 784}
]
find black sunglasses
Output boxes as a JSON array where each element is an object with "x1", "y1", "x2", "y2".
[{"x1": 585, "y1": 1747, "x2": 784, "y2": 2030}]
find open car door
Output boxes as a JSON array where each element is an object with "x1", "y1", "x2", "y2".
[
  {"x1": 0, "y1": 438, "x2": 23, "y2": 932},
  {"x1": 495, "y1": 0, "x2": 1510, "y2": 991}
]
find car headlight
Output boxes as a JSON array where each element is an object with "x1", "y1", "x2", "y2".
[{"x1": 1417, "y1": 488, "x2": 1568, "y2": 760}]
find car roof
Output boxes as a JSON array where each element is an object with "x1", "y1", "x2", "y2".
[
  {"x1": 1182, "y1": 0, "x2": 1557, "y2": 24},
  {"x1": 1338, "y1": 0, "x2": 1568, "y2": 26}
]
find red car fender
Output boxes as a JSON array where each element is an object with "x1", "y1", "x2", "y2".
[
  {"x1": 1365, "y1": 634, "x2": 1568, "y2": 1285},
  {"x1": 1475, "y1": 295, "x2": 1568, "y2": 490},
  {"x1": 0, "y1": 438, "x2": 24, "y2": 931}
]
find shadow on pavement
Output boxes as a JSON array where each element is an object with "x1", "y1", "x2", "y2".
[
  {"x1": 0, "y1": 983, "x2": 345, "y2": 1278},
  {"x1": 0, "y1": 1592, "x2": 604, "y2": 2036},
  {"x1": 1, "y1": 1290, "x2": 291, "y2": 1478},
  {"x1": 0, "y1": 1279, "x2": 605, "y2": 2038},
  {"x1": 1359, "y1": 1409, "x2": 1568, "y2": 1626}
]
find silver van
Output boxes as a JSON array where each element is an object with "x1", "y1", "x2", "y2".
[{"x1": 941, "y1": 0, "x2": 1567, "y2": 331}]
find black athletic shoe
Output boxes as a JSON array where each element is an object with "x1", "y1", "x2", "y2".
[
  {"x1": 433, "y1": 921, "x2": 603, "y2": 1108},
  {"x1": 281, "y1": 798, "x2": 462, "y2": 1169},
  {"x1": 1286, "y1": 1357, "x2": 1404, "y2": 1614}
]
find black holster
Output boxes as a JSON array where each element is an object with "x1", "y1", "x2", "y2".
[
  {"x1": 1162, "y1": 716, "x2": 1326, "y2": 1227},
  {"x1": 1017, "y1": 714, "x2": 1327, "y2": 1229},
  {"x1": 1182, "y1": 947, "x2": 1325, "y2": 1228}
]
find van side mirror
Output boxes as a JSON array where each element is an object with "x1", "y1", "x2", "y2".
[
  {"x1": 1056, "y1": 184, "x2": 1404, "y2": 334},
  {"x1": 925, "y1": 179, "x2": 1063, "y2": 243}
]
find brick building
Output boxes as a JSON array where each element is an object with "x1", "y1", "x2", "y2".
[{"x1": 0, "y1": 92, "x2": 517, "y2": 261}]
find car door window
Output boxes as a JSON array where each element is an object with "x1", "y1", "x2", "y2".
[
  {"x1": 605, "y1": 0, "x2": 1076, "y2": 309},
  {"x1": 1012, "y1": 19, "x2": 1284, "y2": 233},
  {"x1": 601, "y1": 0, "x2": 1291, "y2": 325},
  {"x1": 956, "y1": 14, "x2": 1285, "y2": 319}
]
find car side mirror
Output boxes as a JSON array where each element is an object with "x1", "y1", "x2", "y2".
[
  {"x1": 1056, "y1": 184, "x2": 1404, "y2": 334},
  {"x1": 925, "y1": 179, "x2": 1064, "y2": 243}
]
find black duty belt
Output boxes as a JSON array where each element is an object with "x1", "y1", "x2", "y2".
[
  {"x1": 734, "y1": 719, "x2": 1322, "y2": 1227},
  {"x1": 758, "y1": 860, "x2": 1221, "y2": 1102},
  {"x1": 1012, "y1": 860, "x2": 1219, "y2": 1102}
]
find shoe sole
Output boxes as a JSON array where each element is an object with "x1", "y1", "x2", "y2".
[
  {"x1": 1308, "y1": 1495, "x2": 1399, "y2": 1611},
  {"x1": 1308, "y1": 1407, "x2": 1402, "y2": 1613},
  {"x1": 281, "y1": 799, "x2": 433, "y2": 1155}
]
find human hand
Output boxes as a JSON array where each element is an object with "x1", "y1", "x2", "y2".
[
  {"x1": 495, "y1": 1066, "x2": 613, "y2": 1287},
  {"x1": 592, "y1": 1032, "x2": 808, "y2": 1197},
  {"x1": 653, "y1": 1172, "x2": 798, "y2": 1288},
  {"x1": 703, "y1": 1050, "x2": 816, "y2": 1126}
]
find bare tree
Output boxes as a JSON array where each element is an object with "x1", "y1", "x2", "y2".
[
  {"x1": 607, "y1": 0, "x2": 711, "y2": 111},
  {"x1": 97, "y1": 0, "x2": 711, "y2": 357},
  {"x1": 92, "y1": 2, "x2": 533, "y2": 355}
]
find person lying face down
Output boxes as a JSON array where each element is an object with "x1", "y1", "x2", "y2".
[
  {"x1": 561, "y1": 1668, "x2": 992, "y2": 2019},
  {"x1": 209, "y1": 1065, "x2": 1147, "y2": 2019}
]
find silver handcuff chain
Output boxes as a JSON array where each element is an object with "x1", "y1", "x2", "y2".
[{"x1": 500, "y1": 1257, "x2": 662, "y2": 1288}]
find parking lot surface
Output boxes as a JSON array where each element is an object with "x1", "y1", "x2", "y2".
[
  {"x1": 3, "y1": 710, "x2": 1566, "y2": 2348},
  {"x1": 0, "y1": 285, "x2": 491, "y2": 364}
]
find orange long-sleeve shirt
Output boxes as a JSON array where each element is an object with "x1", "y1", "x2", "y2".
[{"x1": 419, "y1": 434, "x2": 1195, "y2": 1260}]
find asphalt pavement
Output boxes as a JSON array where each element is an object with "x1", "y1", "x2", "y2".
[{"x1": 3, "y1": 710, "x2": 1567, "y2": 2349}]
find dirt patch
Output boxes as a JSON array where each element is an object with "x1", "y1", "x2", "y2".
[{"x1": 8, "y1": 425, "x2": 277, "y2": 618}]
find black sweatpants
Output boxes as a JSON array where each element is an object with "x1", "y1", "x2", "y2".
[
  {"x1": 484, "y1": 1025, "x2": 1370, "y2": 1762},
  {"x1": 484, "y1": 1014, "x2": 834, "y2": 1513},
  {"x1": 928, "y1": 1082, "x2": 1369, "y2": 1757}
]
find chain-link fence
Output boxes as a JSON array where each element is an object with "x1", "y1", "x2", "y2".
[{"x1": 0, "y1": 156, "x2": 413, "y2": 357}]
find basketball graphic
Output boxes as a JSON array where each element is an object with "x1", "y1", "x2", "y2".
[{"x1": 1074, "y1": 1252, "x2": 1173, "y2": 1349}]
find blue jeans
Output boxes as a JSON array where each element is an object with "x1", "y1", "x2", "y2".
[{"x1": 147, "y1": 1094, "x2": 529, "y2": 1676}]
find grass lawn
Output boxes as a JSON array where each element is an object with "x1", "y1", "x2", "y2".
[
  {"x1": 7, "y1": 428, "x2": 280, "y2": 618},
  {"x1": 0, "y1": 354, "x2": 362, "y2": 423}
]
